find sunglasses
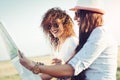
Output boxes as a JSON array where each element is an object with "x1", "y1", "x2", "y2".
[
  {"x1": 47, "y1": 23, "x2": 59, "y2": 30},
  {"x1": 75, "y1": 11, "x2": 81, "y2": 17}
]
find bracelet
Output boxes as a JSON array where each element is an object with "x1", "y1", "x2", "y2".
[
  {"x1": 32, "y1": 62, "x2": 44, "y2": 74},
  {"x1": 36, "y1": 62, "x2": 44, "y2": 65}
]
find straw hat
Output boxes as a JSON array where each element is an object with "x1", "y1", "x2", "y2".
[{"x1": 70, "y1": 0, "x2": 105, "y2": 14}]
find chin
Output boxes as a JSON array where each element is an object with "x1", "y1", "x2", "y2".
[
  {"x1": 53, "y1": 35, "x2": 58, "y2": 38},
  {"x1": 53, "y1": 33, "x2": 60, "y2": 38}
]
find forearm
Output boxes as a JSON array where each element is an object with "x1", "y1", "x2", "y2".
[
  {"x1": 18, "y1": 50, "x2": 74, "y2": 77},
  {"x1": 39, "y1": 64, "x2": 74, "y2": 78}
]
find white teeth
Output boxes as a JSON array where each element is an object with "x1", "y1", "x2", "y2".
[
  {"x1": 54, "y1": 31, "x2": 57, "y2": 33},
  {"x1": 53, "y1": 30, "x2": 58, "y2": 33}
]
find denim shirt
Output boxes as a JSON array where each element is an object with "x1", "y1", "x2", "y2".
[{"x1": 68, "y1": 27, "x2": 118, "y2": 80}]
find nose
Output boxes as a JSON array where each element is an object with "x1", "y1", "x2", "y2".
[
  {"x1": 50, "y1": 26, "x2": 57, "y2": 31},
  {"x1": 50, "y1": 26, "x2": 54, "y2": 31},
  {"x1": 74, "y1": 16, "x2": 77, "y2": 20}
]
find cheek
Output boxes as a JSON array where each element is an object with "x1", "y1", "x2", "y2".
[
  {"x1": 59, "y1": 24, "x2": 64, "y2": 30},
  {"x1": 77, "y1": 17, "x2": 80, "y2": 21},
  {"x1": 59, "y1": 26, "x2": 64, "y2": 33}
]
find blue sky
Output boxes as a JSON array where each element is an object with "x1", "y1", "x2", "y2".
[{"x1": 0, "y1": 0, "x2": 120, "y2": 61}]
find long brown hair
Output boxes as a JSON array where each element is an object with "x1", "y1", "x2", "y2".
[
  {"x1": 76, "y1": 10, "x2": 103, "y2": 53},
  {"x1": 73, "y1": 10, "x2": 104, "y2": 80},
  {"x1": 41, "y1": 7, "x2": 75, "y2": 50}
]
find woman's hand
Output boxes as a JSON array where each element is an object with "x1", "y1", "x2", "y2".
[{"x1": 18, "y1": 50, "x2": 35, "y2": 71}]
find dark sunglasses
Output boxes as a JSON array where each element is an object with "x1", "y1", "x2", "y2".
[
  {"x1": 75, "y1": 11, "x2": 81, "y2": 17},
  {"x1": 47, "y1": 23, "x2": 59, "y2": 30}
]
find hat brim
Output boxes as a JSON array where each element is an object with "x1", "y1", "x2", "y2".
[{"x1": 69, "y1": 6, "x2": 105, "y2": 14}]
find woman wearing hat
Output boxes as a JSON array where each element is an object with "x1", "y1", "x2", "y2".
[{"x1": 19, "y1": 0, "x2": 118, "y2": 80}]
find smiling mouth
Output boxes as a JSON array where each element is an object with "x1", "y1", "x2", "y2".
[
  {"x1": 77, "y1": 22, "x2": 80, "y2": 26},
  {"x1": 52, "y1": 30, "x2": 59, "y2": 34}
]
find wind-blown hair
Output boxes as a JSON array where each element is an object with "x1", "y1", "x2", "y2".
[
  {"x1": 74, "y1": 10, "x2": 103, "y2": 80},
  {"x1": 79, "y1": 10, "x2": 103, "y2": 33},
  {"x1": 41, "y1": 7, "x2": 75, "y2": 49},
  {"x1": 76, "y1": 10, "x2": 103, "y2": 52}
]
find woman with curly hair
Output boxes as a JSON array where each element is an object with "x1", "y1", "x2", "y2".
[{"x1": 19, "y1": 7, "x2": 78, "y2": 80}]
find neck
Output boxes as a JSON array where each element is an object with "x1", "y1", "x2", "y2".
[{"x1": 58, "y1": 34, "x2": 67, "y2": 45}]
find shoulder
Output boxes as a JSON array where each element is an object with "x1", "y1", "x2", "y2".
[
  {"x1": 91, "y1": 27, "x2": 106, "y2": 35},
  {"x1": 88, "y1": 27, "x2": 107, "y2": 40},
  {"x1": 88, "y1": 27, "x2": 117, "y2": 46}
]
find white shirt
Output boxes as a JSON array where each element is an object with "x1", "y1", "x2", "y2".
[
  {"x1": 68, "y1": 27, "x2": 118, "y2": 80},
  {"x1": 52, "y1": 36, "x2": 78, "y2": 63}
]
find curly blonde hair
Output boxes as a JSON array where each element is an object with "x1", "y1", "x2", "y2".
[{"x1": 41, "y1": 7, "x2": 75, "y2": 49}]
